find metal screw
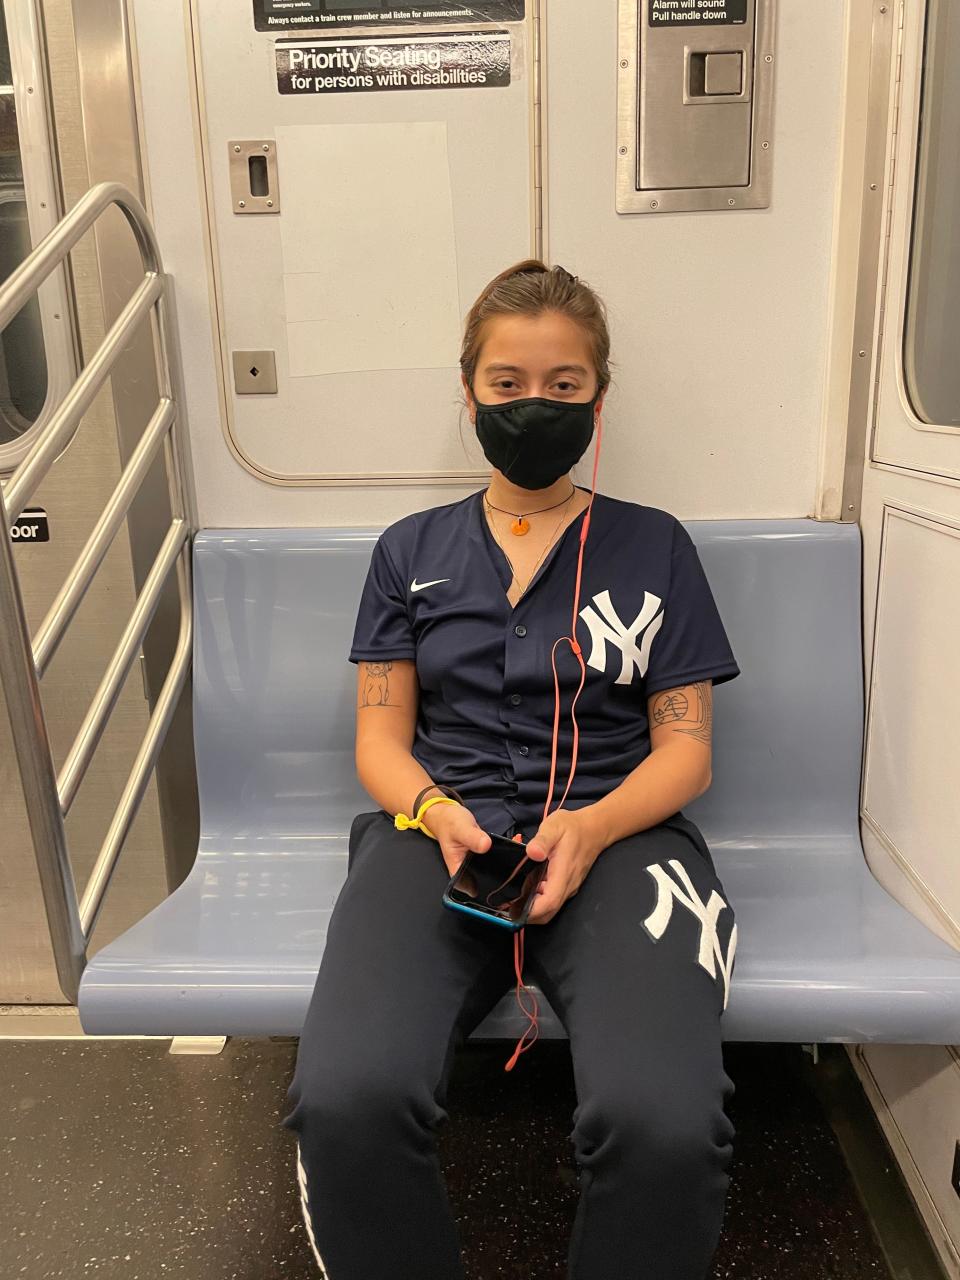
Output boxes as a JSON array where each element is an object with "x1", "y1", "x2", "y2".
[
  {"x1": 620, "y1": 59, "x2": 629, "y2": 68},
  {"x1": 234, "y1": 145, "x2": 241, "y2": 153},
  {"x1": 848, "y1": 504, "x2": 855, "y2": 511},
  {"x1": 238, "y1": 200, "x2": 246, "y2": 208},
  {"x1": 880, "y1": 5, "x2": 887, "y2": 12},
  {"x1": 27, "y1": 86, "x2": 34, "y2": 94},
  {"x1": 40, "y1": 201, "x2": 46, "y2": 209},
  {"x1": 262, "y1": 143, "x2": 270, "y2": 151},
  {"x1": 761, "y1": 141, "x2": 769, "y2": 149},
  {"x1": 870, "y1": 183, "x2": 877, "y2": 190},
  {"x1": 858, "y1": 350, "x2": 867, "y2": 357},
  {"x1": 266, "y1": 199, "x2": 274, "y2": 207},
  {"x1": 764, "y1": 54, "x2": 773, "y2": 63},
  {"x1": 728, "y1": 198, "x2": 736, "y2": 206},
  {"x1": 650, "y1": 200, "x2": 659, "y2": 209},
  {"x1": 619, "y1": 146, "x2": 628, "y2": 155}
]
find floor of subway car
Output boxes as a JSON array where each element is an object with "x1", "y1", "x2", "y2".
[{"x1": 1, "y1": 1031, "x2": 944, "y2": 1280}]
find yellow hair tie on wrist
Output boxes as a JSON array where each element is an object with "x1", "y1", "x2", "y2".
[{"x1": 394, "y1": 795, "x2": 459, "y2": 841}]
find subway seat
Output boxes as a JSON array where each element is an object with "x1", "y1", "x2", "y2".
[{"x1": 78, "y1": 521, "x2": 960, "y2": 1042}]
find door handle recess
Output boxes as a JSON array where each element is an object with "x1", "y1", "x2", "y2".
[{"x1": 228, "y1": 140, "x2": 281, "y2": 214}]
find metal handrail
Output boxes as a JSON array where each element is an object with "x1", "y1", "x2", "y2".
[
  {"x1": 0, "y1": 182, "x2": 194, "y2": 1003},
  {"x1": 57, "y1": 520, "x2": 189, "y2": 815},
  {"x1": 33, "y1": 398, "x2": 176, "y2": 677}
]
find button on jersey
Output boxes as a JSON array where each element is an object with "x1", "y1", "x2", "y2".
[{"x1": 349, "y1": 490, "x2": 740, "y2": 837}]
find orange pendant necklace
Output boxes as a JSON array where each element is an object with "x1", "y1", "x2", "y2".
[{"x1": 485, "y1": 485, "x2": 576, "y2": 537}]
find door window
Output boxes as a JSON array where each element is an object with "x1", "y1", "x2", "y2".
[
  {"x1": 903, "y1": 0, "x2": 960, "y2": 427},
  {"x1": 0, "y1": 4, "x2": 49, "y2": 447}
]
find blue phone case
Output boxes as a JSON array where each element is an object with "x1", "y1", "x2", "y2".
[{"x1": 442, "y1": 896, "x2": 522, "y2": 931}]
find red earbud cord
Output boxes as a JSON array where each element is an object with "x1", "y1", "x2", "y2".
[{"x1": 502, "y1": 407, "x2": 604, "y2": 1071}]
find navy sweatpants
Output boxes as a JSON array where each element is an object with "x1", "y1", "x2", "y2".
[{"x1": 280, "y1": 809, "x2": 738, "y2": 1279}]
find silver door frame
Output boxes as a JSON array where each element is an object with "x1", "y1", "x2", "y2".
[{"x1": 68, "y1": 0, "x2": 199, "y2": 889}]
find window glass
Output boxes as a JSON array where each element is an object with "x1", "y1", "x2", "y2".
[
  {"x1": 0, "y1": 5, "x2": 9, "y2": 84},
  {"x1": 903, "y1": 0, "x2": 960, "y2": 427},
  {"x1": 0, "y1": 4, "x2": 49, "y2": 447}
]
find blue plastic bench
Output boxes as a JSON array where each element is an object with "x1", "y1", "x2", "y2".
[{"x1": 78, "y1": 520, "x2": 960, "y2": 1043}]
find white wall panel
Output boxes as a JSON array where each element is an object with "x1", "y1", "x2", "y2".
[
  {"x1": 862, "y1": 505, "x2": 960, "y2": 938},
  {"x1": 133, "y1": 1, "x2": 845, "y2": 524},
  {"x1": 192, "y1": 0, "x2": 533, "y2": 483},
  {"x1": 544, "y1": 0, "x2": 846, "y2": 518}
]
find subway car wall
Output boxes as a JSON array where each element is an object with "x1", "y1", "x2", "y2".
[
  {"x1": 1, "y1": 0, "x2": 959, "y2": 1276},
  {"x1": 133, "y1": 0, "x2": 960, "y2": 1270}
]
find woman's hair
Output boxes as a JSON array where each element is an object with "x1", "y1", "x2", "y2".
[{"x1": 460, "y1": 259, "x2": 613, "y2": 397}]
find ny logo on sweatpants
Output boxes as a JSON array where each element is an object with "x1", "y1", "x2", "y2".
[{"x1": 642, "y1": 860, "x2": 738, "y2": 1010}]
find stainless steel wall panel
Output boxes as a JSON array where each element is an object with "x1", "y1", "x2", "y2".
[{"x1": 0, "y1": 0, "x2": 169, "y2": 1003}]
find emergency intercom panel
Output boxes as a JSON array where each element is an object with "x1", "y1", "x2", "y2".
[{"x1": 617, "y1": 0, "x2": 776, "y2": 213}]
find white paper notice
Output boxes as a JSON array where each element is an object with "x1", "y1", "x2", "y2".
[{"x1": 274, "y1": 122, "x2": 462, "y2": 378}]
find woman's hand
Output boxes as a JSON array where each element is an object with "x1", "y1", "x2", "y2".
[
  {"x1": 425, "y1": 802, "x2": 493, "y2": 878},
  {"x1": 524, "y1": 807, "x2": 608, "y2": 925}
]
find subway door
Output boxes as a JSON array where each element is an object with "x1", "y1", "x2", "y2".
[
  {"x1": 190, "y1": 1, "x2": 533, "y2": 487},
  {"x1": 853, "y1": 2, "x2": 960, "y2": 1274},
  {"x1": 0, "y1": 0, "x2": 173, "y2": 1003}
]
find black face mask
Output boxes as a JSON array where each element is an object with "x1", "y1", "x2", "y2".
[{"x1": 473, "y1": 391, "x2": 600, "y2": 491}]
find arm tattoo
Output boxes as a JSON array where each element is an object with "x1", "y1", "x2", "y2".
[
  {"x1": 651, "y1": 681, "x2": 712, "y2": 747},
  {"x1": 359, "y1": 661, "x2": 395, "y2": 707}
]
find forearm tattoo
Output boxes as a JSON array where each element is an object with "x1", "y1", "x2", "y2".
[
  {"x1": 359, "y1": 661, "x2": 395, "y2": 707},
  {"x1": 650, "y1": 681, "x2": 712, "y2": 747}
]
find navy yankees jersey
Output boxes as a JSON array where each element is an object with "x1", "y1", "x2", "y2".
[{"x1": 349, "y1": 488, "x2": 740, "y2": 836}]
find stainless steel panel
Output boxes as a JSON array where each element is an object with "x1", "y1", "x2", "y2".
[
  {"x1": 0, "y1": 0, "x2": 198, "y2": 1005},
  {"x1": 617, "y1": 0, "x2": 776, "y2": 213},
  {"x1": 3, "y1": 274, "x2": 164, "y2": 522},
  {"x1": 1, "y1": 0, "x2": 172, "y2": 1005},
  {"x1": 71, "y1": 0, "x2": 199, "y2": 892},
  {"x1": 704, "y1": 51, "x2": 743, "y2": 96},
  {"x1": 32, "y1": 399, "x2": 176, "y2": 677},
  {"x1": 232, "y1": 350, "x2": 278, "y2": 395},
  {"x1": 228, "y1": 140, "x2": 281, "y2": 214},
  {"x1": 641, "y1": 15, "x2": 753, "y2": 189},
  {"x1": 0, "y1": 483, "x2": 86, "y2": 1005}
]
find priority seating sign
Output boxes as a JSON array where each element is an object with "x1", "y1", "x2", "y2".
[{"x1": 276, "y1": 31, "x2": 511, "y2": 94}]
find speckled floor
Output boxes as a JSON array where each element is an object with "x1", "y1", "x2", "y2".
[{"x1": 0, "y1": 1038, "x2": 936, "y2": 1279}]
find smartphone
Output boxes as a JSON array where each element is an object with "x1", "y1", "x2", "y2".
[{"x1": 442, "y1": 833, "x2": 548, "y2": 931}]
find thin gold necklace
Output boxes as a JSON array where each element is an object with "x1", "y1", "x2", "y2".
[
  {"x1": 484, "y1": 484, "x2": 577, "y2": 536},
  {"x1": 485, "y1": 497, "x2": 573, "y2": 597}
]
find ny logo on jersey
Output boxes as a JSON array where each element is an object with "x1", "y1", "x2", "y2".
[
  {"x1": 578, "y1": 589, "x2": 664, "y2": 685},
  {"x1": 642, "y1": 859, "x2": 738, "y2": 1010}
]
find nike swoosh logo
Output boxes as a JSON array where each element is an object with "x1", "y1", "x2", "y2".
[{"x1": 410, "y1": 578, "x2": 451, "y2": 593}]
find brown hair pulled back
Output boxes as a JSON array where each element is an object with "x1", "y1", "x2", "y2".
[{"x1": 460, "y1": 259, "x2": 612, "y2": 397}]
